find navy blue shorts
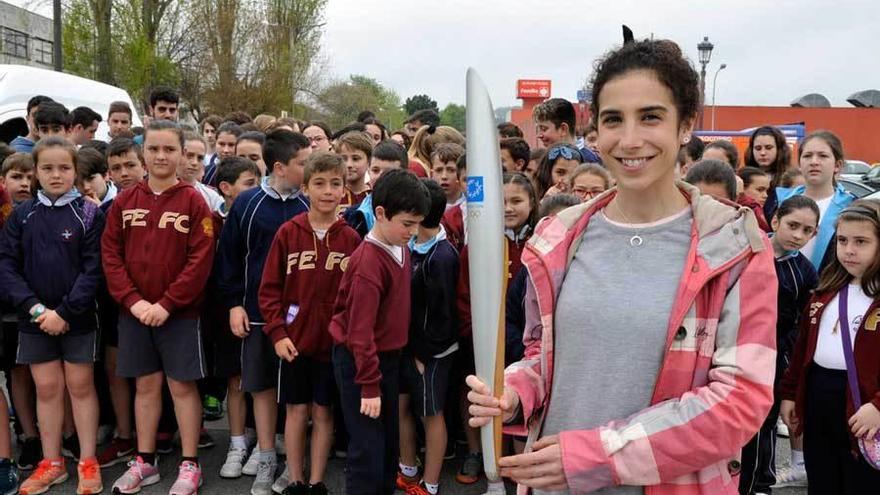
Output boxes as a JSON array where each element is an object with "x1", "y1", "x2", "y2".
[
  {"x1": 17, "y1": 331, "x2": 98, "y2": 365},
  {"x1": 116, "y1": 314, "x2": 205, "y2": 381},
  {"x1": 240, "y1": 324, "x2": 278, "y2": 393},
  {"x1": 277, "y1": 354, "x2": 334, "y2": 406},
  {"x1": 400, "y1": 353, "x2": 454, "y2": 417}
]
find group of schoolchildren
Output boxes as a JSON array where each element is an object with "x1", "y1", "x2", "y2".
[
  {"x1": 673, "y1": 124, "x2": 880, "y2": 495},
  {"x1": 0, "y1": 86, "x2": 878, "y2": 495}
]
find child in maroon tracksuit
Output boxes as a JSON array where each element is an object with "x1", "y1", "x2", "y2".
[
  {"x1": 328, "y1": 169, "x2": 430, "y2": 495},
  {"x1": 258, "y1": 152, "x2": 360, "y2": 493}
]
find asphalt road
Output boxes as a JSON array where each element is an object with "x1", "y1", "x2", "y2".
[{"x1": 32, "y1": 421, "x2": 809, "y2": 494}]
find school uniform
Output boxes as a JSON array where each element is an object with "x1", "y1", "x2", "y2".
[
  {"x1": 206, "y1": 206, "x2": 241, "y2": 379},
  {"x1": 0, "y1": 186, "x2": 14, "y2": 367},
  {"x1": 202, "y1": 155, "x2": 220, "y2": 188},
  {"x1": 9, "y1": 135, "x2": 34, "y2": 153},
  {"x1": 258, "y1": 213, "x2": 359, "y2": 406},
  {"x1": 328, "y1": 235, "x2": 411, "y2": 495},
  {"x1": 0, "y1": 184, "x2": 11, "y2": 230},
  {"x1": 456, "y1": 227, "x2": 529, "y2": 379},
  {"x1": 779, "y1": 287, "x2": 880, "y2": 494},
  {"x1": 338, "y1": 187, "x2": 370, "y2": 214},
  {"x1": 736, "y1": 193, "x2": 771, "y2": 232},
  {"x1": 97, "y1": 198, "x2": 120, "y2": 349},
  {"x1": 775, "y1": 184, "x2": 856, "y2": 268},
  {"x1": 740, "y1": 250, "x2": 817, "y2": 494},
  {"x1": 401, "y1": 227, "x2": 459, "y2": 417},
  {"x1": 342, "y1": 193, "x2": 373, "y2": 239},
  {"x1": 0, "y1": 190, "x2": 104, "y2": 364},
  {"x1": 440, "y1": 201, "x2": 466, "y2": 252},
  {"x1": 101, "y1": 181, "x2": 215, "y2": 381},
  {"x1": 215, "y1": 177, "x2": 309, "y2": 393}
]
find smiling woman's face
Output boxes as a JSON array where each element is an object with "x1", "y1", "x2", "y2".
[{"x1": 596, "y1": 69, "x2": 692, "y2": 196}]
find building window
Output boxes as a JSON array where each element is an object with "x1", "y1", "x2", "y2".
[
  {"x1": 33, "y1": 38, "x2": 53, "y2": 65},
  {"x1": 2, "y1": 28, "x2": 29, "y2": 59}
]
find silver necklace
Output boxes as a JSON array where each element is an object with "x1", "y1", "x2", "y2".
[{"x1": 613, "y1": 200, "x2": 644, "y2": 247}]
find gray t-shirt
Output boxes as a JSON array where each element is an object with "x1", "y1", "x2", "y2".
[{"x1": 538, "y1": 208, "x2": 692, "y2": 495}]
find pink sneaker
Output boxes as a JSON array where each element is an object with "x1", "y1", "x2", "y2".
[
  {"x1": 112, "y1": 456, "x2": 160, "y2": 494},
  {"x1": 169, "y1": 460, "x2": 202, "y2": 495}
]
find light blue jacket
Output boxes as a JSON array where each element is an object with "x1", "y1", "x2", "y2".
[{"x1": 775, "y1": 183, "x2": 855, "y2": 268}]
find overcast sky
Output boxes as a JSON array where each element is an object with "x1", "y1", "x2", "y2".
[{"x1": 11, "y1": 0, "x2": 879, "y2": 109}]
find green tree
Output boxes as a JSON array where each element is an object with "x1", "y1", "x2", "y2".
[
  {"x1": 440, "y1": 103, "x2": 466, "y2": 131},
  {"x1": 61, "y1": 0, "x2": 328, "y2": 118},
  {"x1": 404, "y1": 94, "x2": 438, "y2": 116},
  {"x1": 316, "y1": 75, "x2": 405, "y2": 131}
]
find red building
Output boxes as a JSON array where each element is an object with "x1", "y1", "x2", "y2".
[{"x1": 508, "y1": 80, "x2": 880, "y2": 163}]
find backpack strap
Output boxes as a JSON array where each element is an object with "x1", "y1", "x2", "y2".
[{"x1": 839, "y1": 286, "x2": 864, "y2": 408}]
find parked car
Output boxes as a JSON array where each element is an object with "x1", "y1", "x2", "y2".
[
  {"x1": 863, "y1": 166, "x2": 880, "y2": 188},
  {"x1": 840, "y1": 160, "x2": 873, "y2": 182},
  {"x1": 839, "y1": 178, "x2": 877, "y2": 198},
  {"x1": 0, "y1": 64, "x2": 142, "y2": 144}
]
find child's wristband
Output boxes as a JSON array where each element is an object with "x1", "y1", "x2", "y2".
[{"x1": 29, "y1": 304, "x2": 46, "y2": 322}]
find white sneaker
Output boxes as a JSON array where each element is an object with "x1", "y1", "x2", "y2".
[
  {"x1": 220, "y1": 446, "x2": 249, "y2": 478},
  {"x1": 274, "y1": 434, "x2": 286, "y2": 456},
  {"x1": 772, "y1": 464, "x2": 807, "y2": 488},
  {"x1": 242, "y1": 448, "x2": 261, "y2": 476},
  {"x1": 271, "y1": 465, "x2": 289, "y2": 494},
  {"x1": 250, "y1": 458, "x2": 277, "y2": 495}
]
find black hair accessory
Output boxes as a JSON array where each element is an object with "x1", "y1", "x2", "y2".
[{"x1": 622, "y1": 25, "x2": 634, "y2": 45}]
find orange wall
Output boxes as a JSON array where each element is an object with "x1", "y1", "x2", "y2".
[
  {"x1": 511, "y1": 102, "x2": 880, "y2": 163},
  {"x1": 706, "y1": 106, "x2": 880, "y2": 163}
]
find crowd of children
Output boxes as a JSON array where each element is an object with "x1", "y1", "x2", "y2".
[{"x1": 0, "y1": 39, "x2": 878, "y2": 495}]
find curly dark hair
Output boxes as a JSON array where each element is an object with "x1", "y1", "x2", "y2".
[{"x1": 590, "y1": 39, "x2": 701, "y2": 127}]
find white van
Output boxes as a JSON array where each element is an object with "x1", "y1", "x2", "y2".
[{"x1": 0, "y1": 64, "x2": 143, "y2": 144}]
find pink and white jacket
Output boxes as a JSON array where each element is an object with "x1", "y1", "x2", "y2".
[{"x1": 504, "y1": 182, "x2": 778, "y2": 494}]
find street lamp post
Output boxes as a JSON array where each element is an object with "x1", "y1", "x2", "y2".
[
  {"x1": 711, "y1": 63, "x2": 727, "y2": 130},
  {"x1": 697, "y1": 36, "x2": 714, "y2": 130}
]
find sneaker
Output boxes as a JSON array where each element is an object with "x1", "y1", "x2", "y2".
[
  {"x1": 156, "y1": 433, "x2": 174, "y2": 455},
  {"x1": 250, "y1": 458, "x2": 277, "y2": 495},
  {"x1": 242, "y1": 449, "x2": 261, "y2": 476},
  {"x1": 202, "y1": 395, "x2": 223, "y2": 422},
  {"x1": 111, "y1": 456, "x2": 161, "y2": 494},
  {"x1": 405, "y1": 481, "x2": 434, "y2": 495},
  {"x1": 76, "y1": 457, "x2": 103, "y2": 495},
  {"x1": 198, "y1": 429, "x2": 215, "y2": 449},
  {"x1": 0, "y1": 458, "x2": 21, "y2": 495},
  {"x1": 97, "y1": 437, "x2": 135, "y2": 468},
  {"x1": 19, "y1": 458, "x2": 68, "y2": 495},
  {"x1": 281, "y1": 480, "x2": 308, "y2": 495},
  {"x1": 455, "y1": 452, "x2": 483, "y2": 485},
  {"x1": 274, "y1": 435, "x2": 286, "y2": 457},
  {"x1": 219, "y1": 446, "x2": 249, "y2": 479},
  {"x1": 169, "y1": 460, "x2": 202, "y2": 495},
  {"x1": 776, "y1": 419, "x2": 790, "y2": 438},
  {"x1": 771, "y1": 464, "x2": 807, "y2": 488},
  {"x1": 62, "y1": 435, "x2": 81, "y2": 460},
  {"x1": 18, "y1": 437, "x2": 42, "y2": 471},
  {"x1": 308, "y1": 482, "x2": 327, "y2": 495},
  {"x1": 271, "y1": 465, "x2": 289, "y2": 493},
  {"x1": 396, "y1": 470, "x2": 421, "y2": 491}
]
